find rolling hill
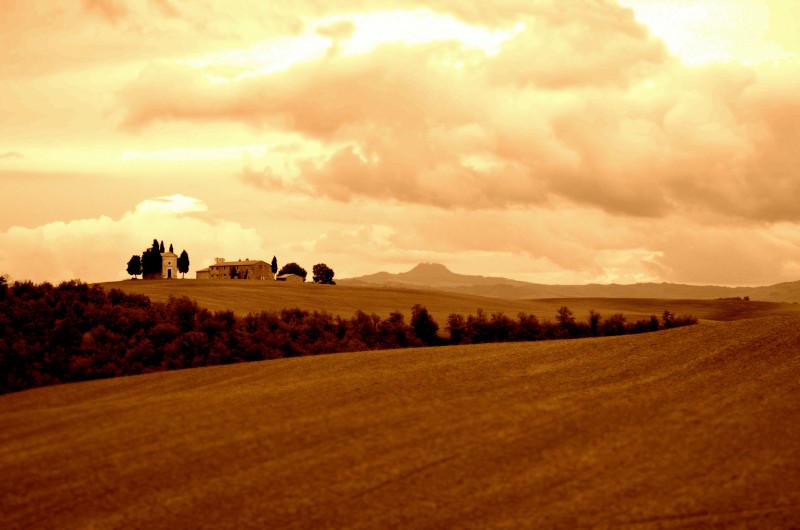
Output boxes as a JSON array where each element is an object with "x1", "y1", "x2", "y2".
[
  {"x1": 339, "y1": 263, "x2": 800, "y2": 303},
  {"x1": 2, "y1": 316, "x2": 800, "y2": 528},
  {"x1": 98, "y1": 278, "x2": 800, "y2": 325}
]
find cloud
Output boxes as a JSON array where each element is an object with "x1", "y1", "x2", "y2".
[
  {"x1": 82, "y1": 0, "x2": 129, "y2": 22},
  {"x1": 150, "y1": 0, "x2": 180, "y2": 18},
  {"x1": 0, "y1": 1, "x2": 305, "y2": 80},
  {"x1": 315, "y1": 19, "x2": 357, "y2": 40},
  {"x1": 0, "y1": 152, "x2": 24, "y2": 160},
  {"x1": 240, "y1": 166, "x2": 287, "y2": 192},
  {"x1": 0, "y1": 195, "x2": 268, "y2": 284},
  {"x1": 486, "y1": 1, "x2": 668, "y2": 89},
  {"x1": 82, "y1": 0, "x2": 181, "y2": 22},
  {"x1": 6, "y1": 0, "x2": 800, "y2": 287},
  {"x1": 288, "y1": 197, "x2": 800, "y2": 286},
  {"x1": 133, "y1": 194, "x2": 207, "y2": 215},
  {"x1": 111, "y1": 1, "x2": 800, "y2": 223}
]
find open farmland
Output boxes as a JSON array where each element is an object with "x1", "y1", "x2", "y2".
[
  {"x1": 2, "y1": 316, "x2": 800, "y2": 528},
  {"x1": 98, "y1": 279, "x2": 800, "y2": 324}
]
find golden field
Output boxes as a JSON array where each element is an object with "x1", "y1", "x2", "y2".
[
  {"x1": 98, "y1": 279, "x2": 800, "y2": 324},
  {"x1": 2, "y1": 280, "x2": 800, "y2": 528},
  {"x1": 2, "y1": 315, "x2": 800, "y2": 528}
]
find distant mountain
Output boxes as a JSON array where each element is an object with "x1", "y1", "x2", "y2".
[
  {"x1": 339, "y1": 263, "x2": 800, "y2": 303},
  {"x1": 342, "y1": 263, "x2": 533, "y2": 289}
]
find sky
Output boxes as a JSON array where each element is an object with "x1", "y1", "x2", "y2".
[{"x1": 2, "y1": 0, "x2": 800, "y2": 286}]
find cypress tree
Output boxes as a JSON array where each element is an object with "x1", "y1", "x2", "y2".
[
  {"x1": 177, "y1": 250, "x2": 190, "y2": 278},
  {"x1": 142, "y1": 240, "x2": 163, "y2": 277}
]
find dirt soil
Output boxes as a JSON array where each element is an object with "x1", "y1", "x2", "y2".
[{"x1": 2, "y1": 317, "x2": 800, "y2": 529}]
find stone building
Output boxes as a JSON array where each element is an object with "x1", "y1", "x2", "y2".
[
  {"x1": 202, "y1": 258, "x2": 274, "y2": 280},
  {"x1": 161, "y1": 250, "x2": 178, "y2": 279}
]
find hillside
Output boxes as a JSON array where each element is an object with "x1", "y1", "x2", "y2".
[
  {"x1": 339, "y1": 263, "x2": 800, "y2": 303},
  {"x1": 98, "y1": 279, "x2": 800, "y2": 325},
  {"x1": 2, "y1": 317, "x2": 800, "y2": 528}
]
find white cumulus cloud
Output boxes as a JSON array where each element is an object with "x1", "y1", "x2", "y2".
[{"x1": 0, "y1": 195, "x2": 268, "y2": 284}]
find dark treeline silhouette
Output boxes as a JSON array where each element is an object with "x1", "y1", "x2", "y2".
[
  {"x1": 445, "y1": 306, "x2": 697, "y2": 344},
  {"x1": 0, "y1": 278, "x2": 697, "y2": 394}
]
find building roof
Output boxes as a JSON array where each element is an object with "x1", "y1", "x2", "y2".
[
  {"x1": 209, "y1": 260, "x2": 267, "y2": 267},
  {"x1": 276, "y1": 273, "x2": 304, "y2": 280},
  {"x1": 196, "y1": 267, "x2": 210, "y2": 272}
]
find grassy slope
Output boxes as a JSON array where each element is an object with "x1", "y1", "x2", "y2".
[
  {"x1": 98, "y1": 279, "x2": 800, "y2": 324},
  {"x1": 2, "y1": 316, "x2": 800, "y2": 528}
]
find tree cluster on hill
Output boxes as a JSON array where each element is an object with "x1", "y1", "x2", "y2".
[
  {"x1": 278, "y1": 262, "x2": 307, "y2": 280},
  {"x1": 312, "y1": 263, "x2": 335, "y2": 285},
  {"x1": 274, "y1": 260, "x2": 336, "y2": 284},
  {"x1": 126, "y1": 239, "x2": 189, "y2": 279},
  {"x1": 141, "y1": 239, "x2": 162, "y2": 277},
  {"x1": 0, "y1": 279, "x2": 696, "y2": 395}
]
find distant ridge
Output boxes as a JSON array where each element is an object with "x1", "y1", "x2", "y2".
[
  {"x1": 344, "y1": 262, "x2": 532, "y2": 289},
  {"x1": 339, "y1": 263, "x2": 800, "y2": 303}
]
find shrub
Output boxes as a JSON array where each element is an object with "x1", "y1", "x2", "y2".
[
  {"x1": 411, "y1": 304, "x2": 439, "y2": 346},
  {"x1": 601, "y1": 314, "x2": 627, "y2": 336},
  {"x1": 447, "y1": 313, "x2": 466, "y2": 344},
  {"x1": 514, "y1": 313, "x2": 541, "y2": 341}
]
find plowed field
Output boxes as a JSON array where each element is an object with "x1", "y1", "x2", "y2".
[{"x1": 3, "y1": 316, "x2": 800, "y2": 528}]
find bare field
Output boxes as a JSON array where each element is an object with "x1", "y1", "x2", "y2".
[
  {"x1": 2, "y1": 316, "x2": 800, "y2": 528},
  {"x1": 97, "y1": 279, "x2": 800, "y2": 324}
]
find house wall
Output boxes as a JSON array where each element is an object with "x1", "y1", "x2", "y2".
[
  {"x1": 161, "y1": 252, "x2": 179, "y2": 279},
  {"x1": 278, "y1": 274, "x2": 304, "y2": 283},
  {"x1": 208, "y1": 262, "x2": 273, "y2": 280}
]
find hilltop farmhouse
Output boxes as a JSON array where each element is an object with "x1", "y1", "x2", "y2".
[{"x1": 196, "y1": 258, "x2": 273, "y2": 280}]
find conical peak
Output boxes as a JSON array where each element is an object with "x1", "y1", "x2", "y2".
[{"x1": 407, "y1": 263, "x2": 453, "y2": 275}]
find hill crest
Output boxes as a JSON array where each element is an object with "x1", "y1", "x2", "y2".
[{"x1": 343, "y1": 262, "x2": 530, "y2": 288}]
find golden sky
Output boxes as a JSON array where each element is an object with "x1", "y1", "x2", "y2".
[{"x1": 2, "y1": 0, "x2": 800, "y2": 285}]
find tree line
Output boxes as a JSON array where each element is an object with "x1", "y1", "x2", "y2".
[{"x1": 0, "y1": 277, "x2": 696, "y2": 395}]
